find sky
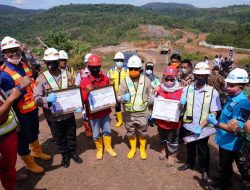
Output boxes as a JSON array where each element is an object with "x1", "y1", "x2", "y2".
[{"x1": 0, "y1": 0, "x2": 249, "y2": 9}]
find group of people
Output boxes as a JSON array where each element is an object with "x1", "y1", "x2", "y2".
[{"x1": 0, "y1": 36, "x2": 249, "y2": 190}]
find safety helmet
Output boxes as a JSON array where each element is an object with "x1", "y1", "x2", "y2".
[
  {"x1": 127, "y1": 55, "x2": 142, "y2": 68},
  {"x1": 1, "y1": 36, "x2": 20, "y2": 51},
  {"x1": 114, "y1": 52, "x2": 125, "y2": 60},
  {"x1": 163, "y1": 66, "x2": 178, "y2": 76},
  {"x1": 193, "y1": 62, "x2": 211, "y2": 75},
  {"x1": 59, "y1": 50, "x2": 68, "y2": 60},
  {"x1": 84, "y1": 53, "x2": 92, "y2": 63},
  {"x1": 88, "y1": 54, "x2": 102, "y2": 66},
  {"x1": 43, "y1": 48, "x2": 59, "y2": 61},
  {"x1": 225, "y1": 68, "x2": 249, "y2": 84}
]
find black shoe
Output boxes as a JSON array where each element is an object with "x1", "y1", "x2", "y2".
[
  {"x1": 70, "y1": 152, "x2": 83, "y2": 164},
  {"x1": 61, "y1": 153, "x2": 70, "y2": 168},
  {"x1": 201, "y1": 172, "x2": 210, "y2": 183},
  {"x1": 177, "y1": 164, "x2": 193, "y2": 171}
]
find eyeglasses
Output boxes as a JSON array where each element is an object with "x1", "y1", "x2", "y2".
[
  {"x1": 115, "y1": 59, "x2": 124, "y2": 62},
  {"x1": 227, "y1": 83, "x2": 238, "y2": 88},
  {"x1": 164, "y1": 78, "x2": 175, "y2": 82},
  {"x1": 4, "y1": 48, "x2": 21, "y2": 56},
  {"x1": 146, "y1": 67, "x2": 153, "y2": 70},
  {"x1": 129, "y1": 68, "x2": 140, "y2": 71}
]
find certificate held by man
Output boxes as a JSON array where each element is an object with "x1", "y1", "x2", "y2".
[
  {"x1": 50, "y1": 87, "x2": 83, "y2": 116},
  {"x1": 152, "y1": 97, "x2": 180, "y2": 122},
  {"x1": 88, "y1": 85, "x2": 117, "y2": 113}
]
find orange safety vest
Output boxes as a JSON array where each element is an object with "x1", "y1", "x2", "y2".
[{"x1": 2, "y1": 62, "x2": 37, "y2": 114}]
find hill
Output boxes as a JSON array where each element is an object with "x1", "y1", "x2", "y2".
[
  {"x1": 0, "y1": 3, "x2": 249, "y2": 49},
  {"x1": 141, "y1": 2, "x2": 197, "y2": 10}
]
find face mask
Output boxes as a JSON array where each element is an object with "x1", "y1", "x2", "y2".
[
  {"x1": 164, "y1": 81, "x2": 175, "y2": 88},
  {"x1": 181, "y1": 68, "x2": 187, "y2": 74},
  {"x1": 129, "y1": 70, "x2": 140, "y2": 78},
  {"x1": 195, "y1": 77, "x2": 207, "y2": 86},
  {"x1": 116, "y1": 61, "x2": 123, "y2": 68},
  {"x1": 89, "y1": 66, "x2": 101, "y2": 77},
  {"x1": 47, "y1": 61, "x2": 59, "y2": 71},
  {"x1": 146, "y1": 69, "x2": 153, "y2": 75},
  {"x1": 7, "y1": 57, "x2": 22, "y2": 65}
]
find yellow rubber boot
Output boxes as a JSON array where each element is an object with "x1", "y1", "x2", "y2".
[
  {"x1": 115, "y1": 112, "x2": 123, "y2": 127},
  {"x1": 94, "y1": 138, "x2": 103, "y2": 160},
  {"x1": 21, "y1": 155, "x2": 44, "y2": 174},
  {"x1": 139, "y1": 136, "x2": 147, "y2": 160},
  {"x1": 127, "y1": 136, "x2": 137, "y2": 159},
  {"x1": 103, "y1": 136, "x2": 117, "y2": 157},
  {"x1": 30, "y1": 140, "x2": 51, "y2": 160}
]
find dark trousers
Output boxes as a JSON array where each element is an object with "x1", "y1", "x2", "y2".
[
  {"x1": 50, "y1": 116, "x2": 77, "y2": 154},
  {"x1": 115, "y1": 103, "x2": 121, "y2": 112},
  {"x1": 16, "y1": 109, "x2": 39, "y2": 155},
  {"x1": 158, "y1": 126, "x2": 179, "y2": 155},
  {"x1": 219, "y1": 147, "x2": 239, "y2": 187},
  {"x1": 184, "y1": 128, "x2": 210, "y2": 173}
]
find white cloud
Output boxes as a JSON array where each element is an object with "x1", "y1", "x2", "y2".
[{"x1": 13, "y1": 0, "x2": 26, "y2": 5}]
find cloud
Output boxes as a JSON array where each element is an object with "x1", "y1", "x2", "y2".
[{"x1": 13, "y1": 0, "x2": 26, "y2": 5}]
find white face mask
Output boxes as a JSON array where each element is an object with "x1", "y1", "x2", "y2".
[
  {"x1": 116, "y1": 61, "x2": 123, "y2": 68},
  {"x1": 146, "y1": 69, "x2": 153, "y2": 75},
  {"x1": 7, "y1": 57, "x2": 22, "y2": 65},
  {"x1": 181, "y1": 68, "x2": 187, "y2": 74}
]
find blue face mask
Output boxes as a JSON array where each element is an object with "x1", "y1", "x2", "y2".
[
  {"x1": 116, "y1": 61, "x2": 123, "y2": 68},
  {"x1": 146, "y1": 69, "x2": 153, "y2": 75}
]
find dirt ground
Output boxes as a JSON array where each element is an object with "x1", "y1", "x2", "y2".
[{"x1": 5, "y1": 108, "x2": 240, "y2": 190}]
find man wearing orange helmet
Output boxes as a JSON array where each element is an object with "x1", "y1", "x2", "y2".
[
  {"x1": 80, "y1": 54, "x2": 117, "y2": 160},
  {"x1": 151, "y1": 66, "x2": 183, "y2": 167}
]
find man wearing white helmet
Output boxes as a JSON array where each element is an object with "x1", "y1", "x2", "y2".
[
  {"x1": 178, "y1": 62, "x2": 221, "y2": 183},
  {"x1": 207, "y1": 68, "x2": 249, "y2": 189},
  {"x1": 117, "y1": 55, "x2": 152, "y2": 160},
  {"x1": 74, "y1": 53, "x2": 92, "y2": 138},
  {"x1": 33, "y1": 48, "x2": 83, "y2": 168},
  {"x1": 0, "y1": 36, "x2": 51, "y2": 174},
  {"x1": 107, "y1": 52, "x2": 129, "y2": 127},
  {"x1": 58, "y1": 50, "x2": 75, "y2": 85}
]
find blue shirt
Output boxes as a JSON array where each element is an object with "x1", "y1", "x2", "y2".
[{"x1": 215, "y1": 92, "x2": 248, "y2": 151}]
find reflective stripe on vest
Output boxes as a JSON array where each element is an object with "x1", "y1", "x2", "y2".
[
  {"x1": 2, "y1": 62, "x2": 37, "y2": 114},
  {"x1": 109, "y1": 67, "x2": 129, "y2": 92},
  {"x1": 43, "y1": 69, "x2": 68, "y2": 91},
  {"x1": 0, "y1": 90, "x2": 18, "y2": 136},
  {"x1": 124, "y1": 75, "x2": 148, "y2": 112},
  {"x1": 183, "y1": 85, "x2": 214, "y2": 124}
]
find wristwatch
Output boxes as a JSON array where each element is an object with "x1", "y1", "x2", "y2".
[{"x1": 233, "y1": 127, "x2": 241, "y2": 136}]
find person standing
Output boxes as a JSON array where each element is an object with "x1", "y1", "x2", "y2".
[
  {"x1": 177, "y1": 62, "x2": 221, "y2": 182},
  {"x1": 152, "y1": 66, "x2": 183, "y2": 166},
  {"x1": 75, "y1": 53, "x2": 93, "y2": 138},
  {"x1": 207, "y1": 68, "x2": 249, "y2": 189},
  {"x1": 34, "y1": 48, "x2": 82, "y2": 168},
  {"x1": 0, "y1": 76, "x2": 30, "y2": 190},
  {"x1": 80, "y1": 54, "x2": 117, "y2": 160},
  {"x1": 0, "y1": 36, "x2": 50, "y2": 174},
  {"x1": 179, "y1": 59, "x2": 194, "y2": 87},
  {"x1": 107, "y1": 52, "x2": 129, "y2": 127},
  {"x1": 118, "y1": 55, "x2": 152, "y2": 160}
]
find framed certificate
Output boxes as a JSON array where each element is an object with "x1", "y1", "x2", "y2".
[
  {"x1": 152, "y1": 97, "x2": 180, "y2": 122},
  {"x1": 88, "y1": 85, "x2": 117, "y2": 113},
  {"x1": 50, "y1": 87, "x2": 83, "y2": 116}
]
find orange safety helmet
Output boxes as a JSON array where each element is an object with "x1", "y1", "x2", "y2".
[
  {"x1": 88, "y1": 54, "x2": 102, "y2": 66},
  {"x1": 163, "y1": 66, "x2": 178, "y2": 76}
]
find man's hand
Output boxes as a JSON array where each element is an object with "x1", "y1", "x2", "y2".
[
  {"x1": 227, "y1": 119, "x2": 238, "y2": 132},
  {"x1": 207, "y1": 114, "x2": 218, "y2": 125},
  {"x1": 8, "y1": 87, "x2": 22, "y2": 102},
  {"x1": 85, "y1": 85, "x2": 93, "y2": 93},
  {"x1": 18, "y1": 76, "x2": 31, "y2": 90}
]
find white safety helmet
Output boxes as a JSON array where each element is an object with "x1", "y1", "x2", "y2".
[
  {"x1": 59, "y1": 50, "x2": 68, "y2": 60},
  {"x1": 1, "y1": 36, "x2": 20, "y2": 51},
  {"x1": 127, "y1": 55, "x2": 142, "y2": 68},
  {"x1": 193, "y1": 62, "x2": 211, "y2": 75},
  {"x1": 114, "y1": 52, "x2": 125, "y2": 60},
  {"x1": 84, "y1": 53, "x2": 92, "y2": 63},
  {"x1": 225, "y1": 68, "x2": 249, "y2": 84},
  {"x1": 43, "y1": 48, "x2": 59, "y2": 61}
]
